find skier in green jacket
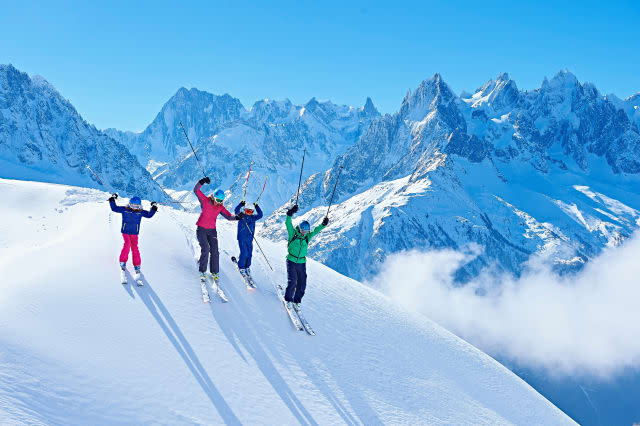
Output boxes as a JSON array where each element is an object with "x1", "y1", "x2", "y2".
[{"x1": 284, "y1": 204, "x2": 328, "y2": 310}]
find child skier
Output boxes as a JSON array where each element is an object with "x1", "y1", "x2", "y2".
[
  {"x1": 284, "y1": 204, "x2": 329, "y2": 310},
  {"x1": 108, "y1": 193, "x2": 157, "y2": 283},
  {"x1": 233, "y1": 200, "x2": 263, "y2": 278},
  {"x1": 194, "y1": 177, "x2": 240, "y2": 283}
]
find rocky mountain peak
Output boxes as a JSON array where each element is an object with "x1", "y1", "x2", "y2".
[
  {"x1": 362, "y1": 97, "x2": 379, "y2": 117},
  {"x1": 400, "y1": 73, "x2": 457, "y2": 121}
]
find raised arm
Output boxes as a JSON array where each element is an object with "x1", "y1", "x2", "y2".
[
  {"x1": 307, "y1": 223, "x2": 326, "y2": 241},
  {"x1": 234, "y1": 202, "x2": 243, "y2": 215},
  {"x1": 285, "y1": 215, "x2": 295, "y2": 239},
  {"x1": 141, "y1": 204, "x2": 157, "y2": 218},
  {"x1": 285, "y1": 204, "x2": 298, "y2": 239},
  {"x1": 254, "y1": 204, "x2": 263, "y2": 220},
  {"x1": 194, "y1": 182, "x2": 207, "y2": 203},
  {"x1": 109, "y1": 198, "x2": 125, "y2": 213},
  {"x1": 194, "y1": 177, "x2": 211, "y2": 204}
]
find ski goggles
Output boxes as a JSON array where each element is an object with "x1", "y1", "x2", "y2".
[
  {"x1": 244, "y1": 208, "x2": 254, "y2": 215},
  {"x1": 213, "y1": 197, "x2": 224, "y2": 204},
  {"x1": 128, "y1": 203, "x2": 142, "y2": 210}
]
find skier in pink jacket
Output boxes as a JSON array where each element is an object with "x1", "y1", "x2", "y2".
[{"x1": 194, "y1": 177, "x2": 242, "y2": 282}]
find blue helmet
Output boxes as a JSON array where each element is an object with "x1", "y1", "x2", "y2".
[
  {"x1": 213, "y1": 189, "x2": 225, "y2": 201},
  {"x1": 129, "y1": 196, "x2": 142, "y2": 208},
  {"x1": 299, "y1": 220, "x2": 310, "y2": 234}
]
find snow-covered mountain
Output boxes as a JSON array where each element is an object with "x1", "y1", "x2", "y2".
[
  {"x1": 607, "y1": 91, "x2": 640, "y2": 132},
  {"x1": 0, "y1": 178, "x2": 574, "y2": 425},
  {"x1": 106, "y1": 88, "x2": 379, "y2": 212},
  {"x1": 262, "y1": 71, "x2": 640, "y2": 281},
  {"x1": 0, "y1": 64, "x2": 165, "y2": 201},
  {"x1": 104, "y1": 88, "x2": 245, "y2": 167}
]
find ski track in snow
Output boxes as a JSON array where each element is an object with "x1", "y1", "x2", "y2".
[{"x1": 0, "y1": 179, "x2": 574, "y2": 425}]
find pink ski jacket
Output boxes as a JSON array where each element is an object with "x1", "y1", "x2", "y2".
[{"x1": 194, "y1": 182, "x2": 234, "y2": 229}]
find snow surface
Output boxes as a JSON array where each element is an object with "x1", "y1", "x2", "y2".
[{"x1": 0, "y1": 179, "x2": 573, "y2": 425}]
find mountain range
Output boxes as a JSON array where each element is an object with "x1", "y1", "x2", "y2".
[
  {"x1": 106, "y1": 87, "x2": 379, "y2": 212},
  {"x1": 2, "y1": 63, "x2": 639, "y2": 285},
  {"x1": 2, "y1": 62, "x2": 640, "y2": 424},
  {"x1": 262, "y1": 71, "x2": 640, "y2": 282}
]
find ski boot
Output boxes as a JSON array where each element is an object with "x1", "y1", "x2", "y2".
[
  {"x1": 211, "y1": 272, "x2": 220, "y2": 283},
  {"x1": 200, "y1": 271, "x2": 207, "y2": 282},
  {"x1": 120, "y1": 262, "x2": 127, "y2": 284},
  {"x1": 134, "y1": 265, "x2": 143, "y2": 286}
]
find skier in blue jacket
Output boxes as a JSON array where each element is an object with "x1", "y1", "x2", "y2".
[
  {"x1": 108, "y1": 193, "x2": 157, "y2": 275},
  {"x1": 233, "y1": 201, "x2": 263, "y2": 276}
]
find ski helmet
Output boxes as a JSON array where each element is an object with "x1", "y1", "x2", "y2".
[
  {"x1": 299, "y1": 220, "x2": 311, "y2": 234},
  {"x1": 129, "y1": 196, "x2": 142, "y2": 209},
  {"x1": 213, "y1": 189, "x2": 225, "y2": 203}
]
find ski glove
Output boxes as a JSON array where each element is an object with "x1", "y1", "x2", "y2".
[
  {"x1": 322, "y1": 217, "x2": 329, "y2": 226},
  {"x1": 199, "y1": 176, "x2": 211, "y2": 185},
  {"x1": 240, "y1": 200, "x2": 246, "y2": 206},
  {"x1": 151, "y1": 201, "x2": 158, "y2": 211},
  {"x1": 253, "y1": 202, "x2": 259, "y2": 209},
  {"x1": 286, "y1": 205, "x2": 299, "y2": 216}
]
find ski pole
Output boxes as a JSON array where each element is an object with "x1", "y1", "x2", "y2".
[
  {"x1": 325, "y1": 165, "x2": 344, "y2": 217},
  {"x1": 85, "y1": 163, "x2": 116, "y2": 200},
  {"x1": 242, "y1": 161, "x2": 254, "y2": 201},
  {"x1": 85, "y1": 164, "x2": 105, "y2": 187},
  {"x1": 255, "y1": 176, "x2": 268, "y2": 204},
  {"x1": 179, "y1": 121, "x2": 207, "y2": 178},
  {"x1": 295, "y1": 148, "x2": 307, "y2": 206},
  {"x1": 243, "y1": 221, "x2": 273, "y2": 271}
]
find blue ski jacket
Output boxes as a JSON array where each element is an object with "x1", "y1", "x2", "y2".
[
  {"x1": 234, "y1": 202, "x2": 263, "y2": 242},
  {"x1": 109, "y1": 199, "x2": 156, "y2": 235}
]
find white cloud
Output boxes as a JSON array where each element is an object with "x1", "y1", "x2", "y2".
[{"x1": 368, "y1": 233, "x2": 640, "y2": 378}]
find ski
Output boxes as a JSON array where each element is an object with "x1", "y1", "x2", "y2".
[
  {"x1": 275, "y1": 284, "x2": 303, "y2": 331},
  {"x1": 200, "y1": 276, "x2": 210, "y2": 303},
  {"x1": 231, "y1": 256, "x2": 257, "y2": 290},
  {"x1": 210, "y1": 276, "x2": 228, "y2": 303},
  {"x1": 292, "y1": 304, "x2": 316, "y2": 336}
]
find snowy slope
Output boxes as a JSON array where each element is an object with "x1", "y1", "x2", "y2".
[
  {"x1": 0, "y1": 179, "x2": 573, "y2": 425},
  {"x1": 0, "y1": 64, "x2": 165, "y2": 201}
]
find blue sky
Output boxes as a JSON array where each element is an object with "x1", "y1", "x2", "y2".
[{"x1": 2, "y1": 0, "x2": 639, "y2": 131}]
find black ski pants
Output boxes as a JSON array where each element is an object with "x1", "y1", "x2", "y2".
[
  {"x1": 285, "y1": 259, "x2": 307, "y2": 303},
  {"x1": 197, "y1": 227, "x2": 219, "y2": 274}
]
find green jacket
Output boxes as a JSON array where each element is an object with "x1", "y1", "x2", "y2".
[{"x1": 286, "y1": 215, "x2": 325, "y2": 263}]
